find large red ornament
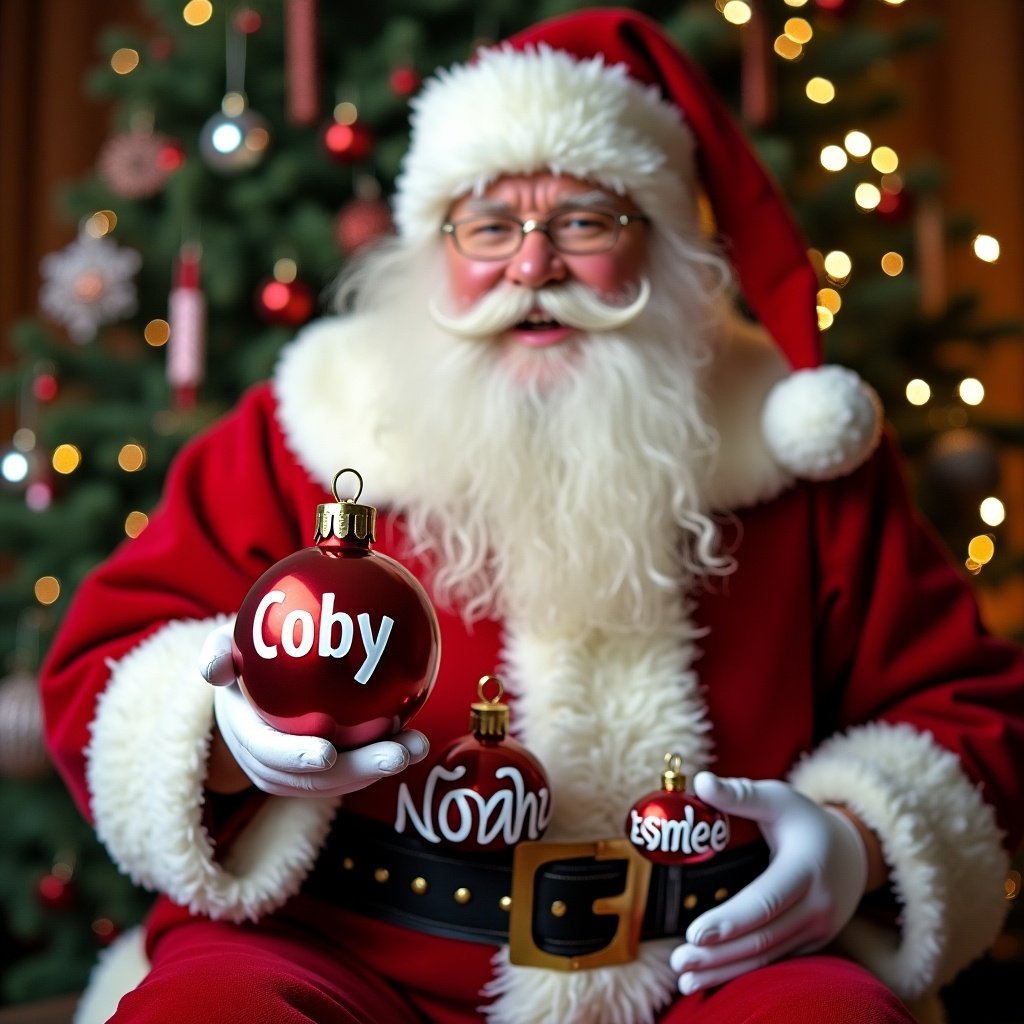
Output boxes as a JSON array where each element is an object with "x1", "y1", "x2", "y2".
[
  {"x1": 255, "y1": 276, "x2": 315, "y2": 326},
  {"x1": 393, "y1": 675, "x2": 552, "y2": 852},
  {"x1": 234, "y1": 469, "x2": 440, "y2": 750},
  {"x1": 625, "y1": 754, "x2": 731, "y2": 866},
  {"x1": 322, "y1": 119, "x2": 374, "y2": 163}
]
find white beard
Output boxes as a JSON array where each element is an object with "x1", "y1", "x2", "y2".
[{"x1": 335, "y1": 234, "x2": 734, "y2": 636}]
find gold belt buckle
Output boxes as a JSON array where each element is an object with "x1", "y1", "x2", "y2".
[{"x1": 508, "y1": 837, "x2": 652, "y2": 971}]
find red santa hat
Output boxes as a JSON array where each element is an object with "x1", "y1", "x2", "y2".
[{"x1": 393, "y1": 8, "x2": 882, "y2": 481}]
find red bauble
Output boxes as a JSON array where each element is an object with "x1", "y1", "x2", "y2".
[
  {"x1": 625, "y1": 755, "x2": 731, "y2": 866},
  {"x1": 323, "y1": 120, "x2": 374, "y2": 163},
  {"x1": 393, "y1": 676, "x2": 551, "y2": 852},
  {"x1": 814, "y1": 0, "x2": 860, "y2": 14},
  {"x1": 256, "y1": 277, "x2": 315, "y2": 326},
  {"x1": 234, "y1": 469, "x2": 440, "y2": 750},
  {"x1": 37, "y1": 873, "x2": 76, "y2": 910},
  {"x1": 389, "y1": 66, "x2": 421, "y2": 98},
  {"x1": 876, "y1": 185, "x2": 913, "y2": 223},
  {"x1": 335, "y1": 197, "x2": 394, "y2": 253}
]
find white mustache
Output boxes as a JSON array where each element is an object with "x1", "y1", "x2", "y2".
[{"x1": 428, "y1": 279, "x2": 651, "y2": 340}]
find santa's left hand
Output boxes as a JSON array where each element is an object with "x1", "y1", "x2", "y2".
[{"x1": 669, "y1": 772, "x2": 867, "y2": 995}]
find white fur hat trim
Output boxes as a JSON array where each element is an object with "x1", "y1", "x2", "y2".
[{"x1": 761, "y1": 366, "x2": 883, "y2": 481}]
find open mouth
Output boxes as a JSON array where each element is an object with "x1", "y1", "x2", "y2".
[{"x1": 514, "y1": 311, "x2": 563, "y2": 332}]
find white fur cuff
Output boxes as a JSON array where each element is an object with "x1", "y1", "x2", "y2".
[{"x1": 87, "y1": 617, "x2": 337, "y2": 922}]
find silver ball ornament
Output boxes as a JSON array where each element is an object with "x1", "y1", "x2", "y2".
[{"x1": 199, "y1": 94, "x2": 271, "y2": 173}]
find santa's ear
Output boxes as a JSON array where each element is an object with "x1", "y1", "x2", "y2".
[{"x1": 761, "y1": 366, "x2": 883, "y2": 481}]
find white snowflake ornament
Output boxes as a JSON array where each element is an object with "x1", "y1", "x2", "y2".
[{"x1": 39, "y1": 232, "x2": 142, "y2": 343}]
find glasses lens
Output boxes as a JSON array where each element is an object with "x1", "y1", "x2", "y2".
[
  {"x1": 453, "y1": 217, "x2": 523, "y2": 259},
  {"x1": 548, "y1": 210, "x2": 619, "y2": 254}
]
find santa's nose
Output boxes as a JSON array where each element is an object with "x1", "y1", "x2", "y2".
[{"x1": 504, "y1": 229, "x2": 567, "y2": 289}]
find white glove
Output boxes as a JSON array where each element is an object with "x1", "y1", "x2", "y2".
[
  {"x1": 199, "y1": 622, "x2": 429, "y2": 798},
  {"x1": 669, "y1": 772, "x2": 868, "y2": 995}
]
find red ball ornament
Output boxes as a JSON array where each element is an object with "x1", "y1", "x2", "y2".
[
  {"x1": 255, "y1": 277, "x2": 315, "y2": 326},
  {"x1": 625, "y1": 755, "x2": 731, "y2": 866},
  {"x1": 393, "y1": 675, "x2": 551, "y2": 852},
  {"x1": 32, "y1": 372, "x2": 59, "y2": 403},
  {"x1": 876, "y1": 185, "x2": 912, "y2": 223},
  {"x1": 323, "y1": 119, "x2": 375, "y2": 163},
  {"x1": 814, "y1": 0, "x2": 860, "y2": 14},
  {"x1": 37, "y1": 872, "x2": 76, "y2": 911},
  {"x1": 390, "y1": 66, "x2": 421, "y2": 98},
  {"x1": 335, "y1": 197, "x2": 394, "y2": 253},
  {"x1": 234, "y1": 469, "x2": 440, "y2": 750}
]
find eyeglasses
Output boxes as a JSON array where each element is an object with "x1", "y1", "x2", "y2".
[{"x1": 441, "y1": 209, "x2": 649, "y2": 261}]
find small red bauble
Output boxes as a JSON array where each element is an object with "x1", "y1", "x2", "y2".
[
  {"x1": 255, "y1": 277, "x2": 315, "y2": 326},
  {"x1": 234, "y1": 469, "x2": 440, "y2": 750},
  {"x1": 37, "y1": 873, "x2": 76, "y2": 910},
  {"x1": 323, "y1": 120, "x2": 374, "y2": 163},
  {"x1": 625, "y1": 755, "x2": 730, "y2": 866},
  {"x1": 876, "y1": 185, "x2": 912, "y2": 223},
  {"x1": 389, "y1": 66, "x2": 421, "y2": 98},
  {"x1": 335, "y1": 197, "x2": 394, "y2": 253},
  {"x1": 393, "y1": 675, "x2": 552, "y2": 852}
]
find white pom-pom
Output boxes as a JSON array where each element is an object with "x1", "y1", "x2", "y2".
[{"x1": 761, "y1": 366, "x2": 883, "y2": 481}]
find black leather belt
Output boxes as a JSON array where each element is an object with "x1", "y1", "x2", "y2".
[{"x1": 304, "y1": 811, "x2": 769, "y2": 970}]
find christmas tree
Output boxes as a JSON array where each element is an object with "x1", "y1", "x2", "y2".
[{"x1": 0, "y1": 0, "x2": 1020, "y2": 1013}]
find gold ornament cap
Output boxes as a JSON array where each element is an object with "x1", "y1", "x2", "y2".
[
  {"x1": 315, "y1": 468, "x2": 377, "y2": 544},
  {"x1": 661, "y1": 753, "x2": 687, "y2": 793},
  {"x1": 470, "y1": 675, "x2": 510, "y2": 740}
]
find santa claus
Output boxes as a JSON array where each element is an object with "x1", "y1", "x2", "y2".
[{"x1": 41, "y1": 9, "x2": 1023, "y2": 1024}]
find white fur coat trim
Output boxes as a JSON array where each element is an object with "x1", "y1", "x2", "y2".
[
  {"x1": 87, "y1": 616, "x2": 338, "y2": 922},
  {"x1": 790, "y1": 721, "x2": 1008, "y2": 1000}
]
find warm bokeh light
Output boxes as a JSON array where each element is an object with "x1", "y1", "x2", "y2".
[
  {"x1": 118, "y1": 443, "x2": 147, "y2": 472},
  {"x1": 125, "y1": 511, "x2": 150, "y2": 538},
  {"x1": 871, "y1": 146, "x2": 899, "y2": 174},
  {"x1": 820, "y1": 145, "x2": 847, "y2": 172},
  {"x1": 222, "y1": 91, "x2": 246, "y2": 117},
  {"x1": 774, "y1": 35, "x2": 803, "y2": 60},
  {"x1": 333, "y1": 101, "x2": 358, "y2": 125},
  {"x1": 273, "y1": 257, "x2": 298, "y2": 283},
  {"x1": 13, "y1": 428, "x2": 35, "y2": 452},
  {"x1": 881, "y1": 252, "x2": 905, "y2": 276},
  {"x1": 958, "y1": 378, "x2": 985, "y2": 406},
  {"x1": 35, "y1": 576, "x2": 61, "y2": 605},
  {"x1": 784, "y1": 18, "x2": 813, "y2": 43},
  {"x1": 980, "y1": 497, "x2": 1006, "y2": 527},
  {"x1": 854, "y1": 183, "x2": 881, "y2": 210},
  {"x1": 968, "y1": 535, "x2": 995, "y2": 565},
  {"x1": 183, "y1": 0, "x2": 213, "y2": 26},
  {"x1": 52, "y1": 444, "x2": 82, "y2": 475},
  {"x1": 722, "y1": 1, "x2": 753, "y2": 24},
  {"x1": 816, "y1": 306, "x2": 834, "y2": 330},
  {"x1": 144, "y1": 319, "x2": 171, "y2": 347},
  {"x1": 84, "y1": 210, "x2": 117, "y2": 238},
  {"x1": 1005, "y1": 870, "x2": 1021, "y2": 900},
  {"x1": 817, "y1": 288, "x2": 841, "y2": 313},
  {"x1": 806, "y1": 78, "x2": 835, "y2": 104},
  {"x1": 844, "y1": 131, "x2": 872, "y2": 158},
  {"x1": 823, "y1": 250, "x2": 852, "y2": 282},
  {"x1": 973, "y1": 234, "x2": 1000, "y2": 263},
  {"x1": 905, "y1": 379, "x2": 931, "y2": 406},
  {"x1": 110, "y1": 48, "x2": 140, "y2": 74}
]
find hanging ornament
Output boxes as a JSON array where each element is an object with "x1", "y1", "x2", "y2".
[
  {"x1": 167, "y1": 241, "x2": 206, "y2": 409},
  {"x1": 814, "y1": 0, "x2": 861, "y2": 14},
  {"x1": 876, "y1": 183, "x2": 912, "y2": 224},
  {"x1": 390, "y1": 65, "x2": 421, "y2": 99},
  {"x1": 284, "y1": 0, "x2": 319, "y2": 124},
  {"x1": 322, "y1": 107, "x2": 374, "y2": 164},
  {"x1": 233, "y1": 468, "x2": 441, "y2": 750},
  {"x1": 335, "y1": 178, "x2": 393, "y2": 253},
  {"x1": 39, "y1": 228, "x2": 141, "y2": 343},
  {"x1": 0, "y1": 671, "x2": 51, "y2": 779},
  {"x1": 97, "y1": 128, "x2": 184, "y2": 200},
  {"x1": 741, "y1": 0, "x2": 774, "y2": 128},
  {"x1": 914, "y1": 195, "x2": 946, "y2": 317},
  {"x1": 255, "y1": 258, "x2": 315, "y2": 326},
  {"x1": 37, "y1": 872, "x2": 77, "y2": 911},
  {"x1": 394, "y1": 675, "x2": 551, "y2": 852},
  {"x1": 626, "y1": 754, "x2": 732, "y2": 865},
  {"x1": 32, "y1": 364, "x2": 59, "y2": 403}
]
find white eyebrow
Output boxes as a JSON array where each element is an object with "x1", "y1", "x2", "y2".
[{"x1": 457, "y1": 190, "x2": 622, "y2": 217}]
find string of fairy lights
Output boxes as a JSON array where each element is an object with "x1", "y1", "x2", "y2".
[
  {"x1": 2, "y1": 0, "x2": 1012, "y2": 614},
  {"x1": 718, "y1": 0, "x2": 1008, "y2": 578}
]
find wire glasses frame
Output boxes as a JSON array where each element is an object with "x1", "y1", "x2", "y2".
[{"x1": 441, "y1": 209, "x2": 650, "y2": 261}]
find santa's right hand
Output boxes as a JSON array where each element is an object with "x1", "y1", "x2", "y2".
[{"x1": 201, "y1": 623, "x2": 429, "y2": 798}]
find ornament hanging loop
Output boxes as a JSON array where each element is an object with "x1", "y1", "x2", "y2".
[
  {"x1": 477, "y1": 674, "x2": 504, "y2": 704},
  {"x1": 332, "y1": 467, "x2": 364, "y2": 504},
  {"x1": 661, "y1": 752, "x2": 686, "y2": 792}
]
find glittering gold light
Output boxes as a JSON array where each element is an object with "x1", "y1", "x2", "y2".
[
  {"x1": 183, "y1": 0, "x2": 213, "y2": 26},
  {"x1": 959, "y1": 378, "x2": 985, "y2": 406},
  {"x1": 774, "y1": 35, "x2": 803, "y2": 60},
  {"x1": 35, "y1": 576, "x2": 61, "y2": 605},
  {"x1": 144, "y1": 319, "x2": 171, "y2": 347},
  {"x1": 905, "y1": 379, "x2": 930, "y2": 406},
  {"x1": 855, "y1": 183, "x2": 882, "y2": 210},
  {"x1": 823, "y1": 250, "x2": 852, "y2": 282},
  {"x1": 722, "y1": 1, "x2": 753, "y2": 25},
  {"x1": 968, "y1": 535, "x2": 995, "y2": 565},
  {"x1": 817, "y1": 288, "x2": 841, "y2": 313},
  {"x1": 844, "y1": 131, "x2": 872, "y2": 158},
  {"x1": 118, "y1": 443, "x2": 147, "y2": 472},
  {"x1": 806, "y1": 77, "x2": 835, "y2": 104},
  {"x1": 784, "y1": 0, "x2": 809, "y2": 5},
  {"x1": 333, "y1": 101, "x2": 358, "y2": 125},
  {"x1": 84, "y1": 210, "x2": 117, "y2": 238},
  {"x1": 1005, "y1": 870, "x2": 1021, "y2": 900},
  {"x1": 125, "y1": 511, "x2": 150, "y2": 538},
  {"x1": 820, "y1": 145, "x2": 848, "y2": 172},
  {"x1": 871, "y1": 146, "x2": 899, "y2": 174},
  {"x1": 817, "y1": 306, "x2": 834, "y2": 330},
  {"x1": 980, "y1": 497, "x2": 1006, "y2": 527},
  {"x1": 973, "y1": 234, "x2": 1000, "y2": 263},
  {"x1": 110, "y1": 48, "x2": 140, "y2": 75},
  {"x1": 273, "y1": 258, "x2": 298, "y2": 283},
  {"x1": 52, "y1": 444, "x2": 82, "y2": 475},
  {"x1": 222, "y1": 91, "x2": 246, "y2": 117},
  {"x1": 881, "y1": 252, "x2": 905, "y2": 276},
  {"x1": 784, "y1": 17, "x2": 813, "y2": 43}
]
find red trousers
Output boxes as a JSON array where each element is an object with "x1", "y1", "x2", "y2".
[{"x1": 111, "y1": 901, "x2": 917, "y2": 1024}]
